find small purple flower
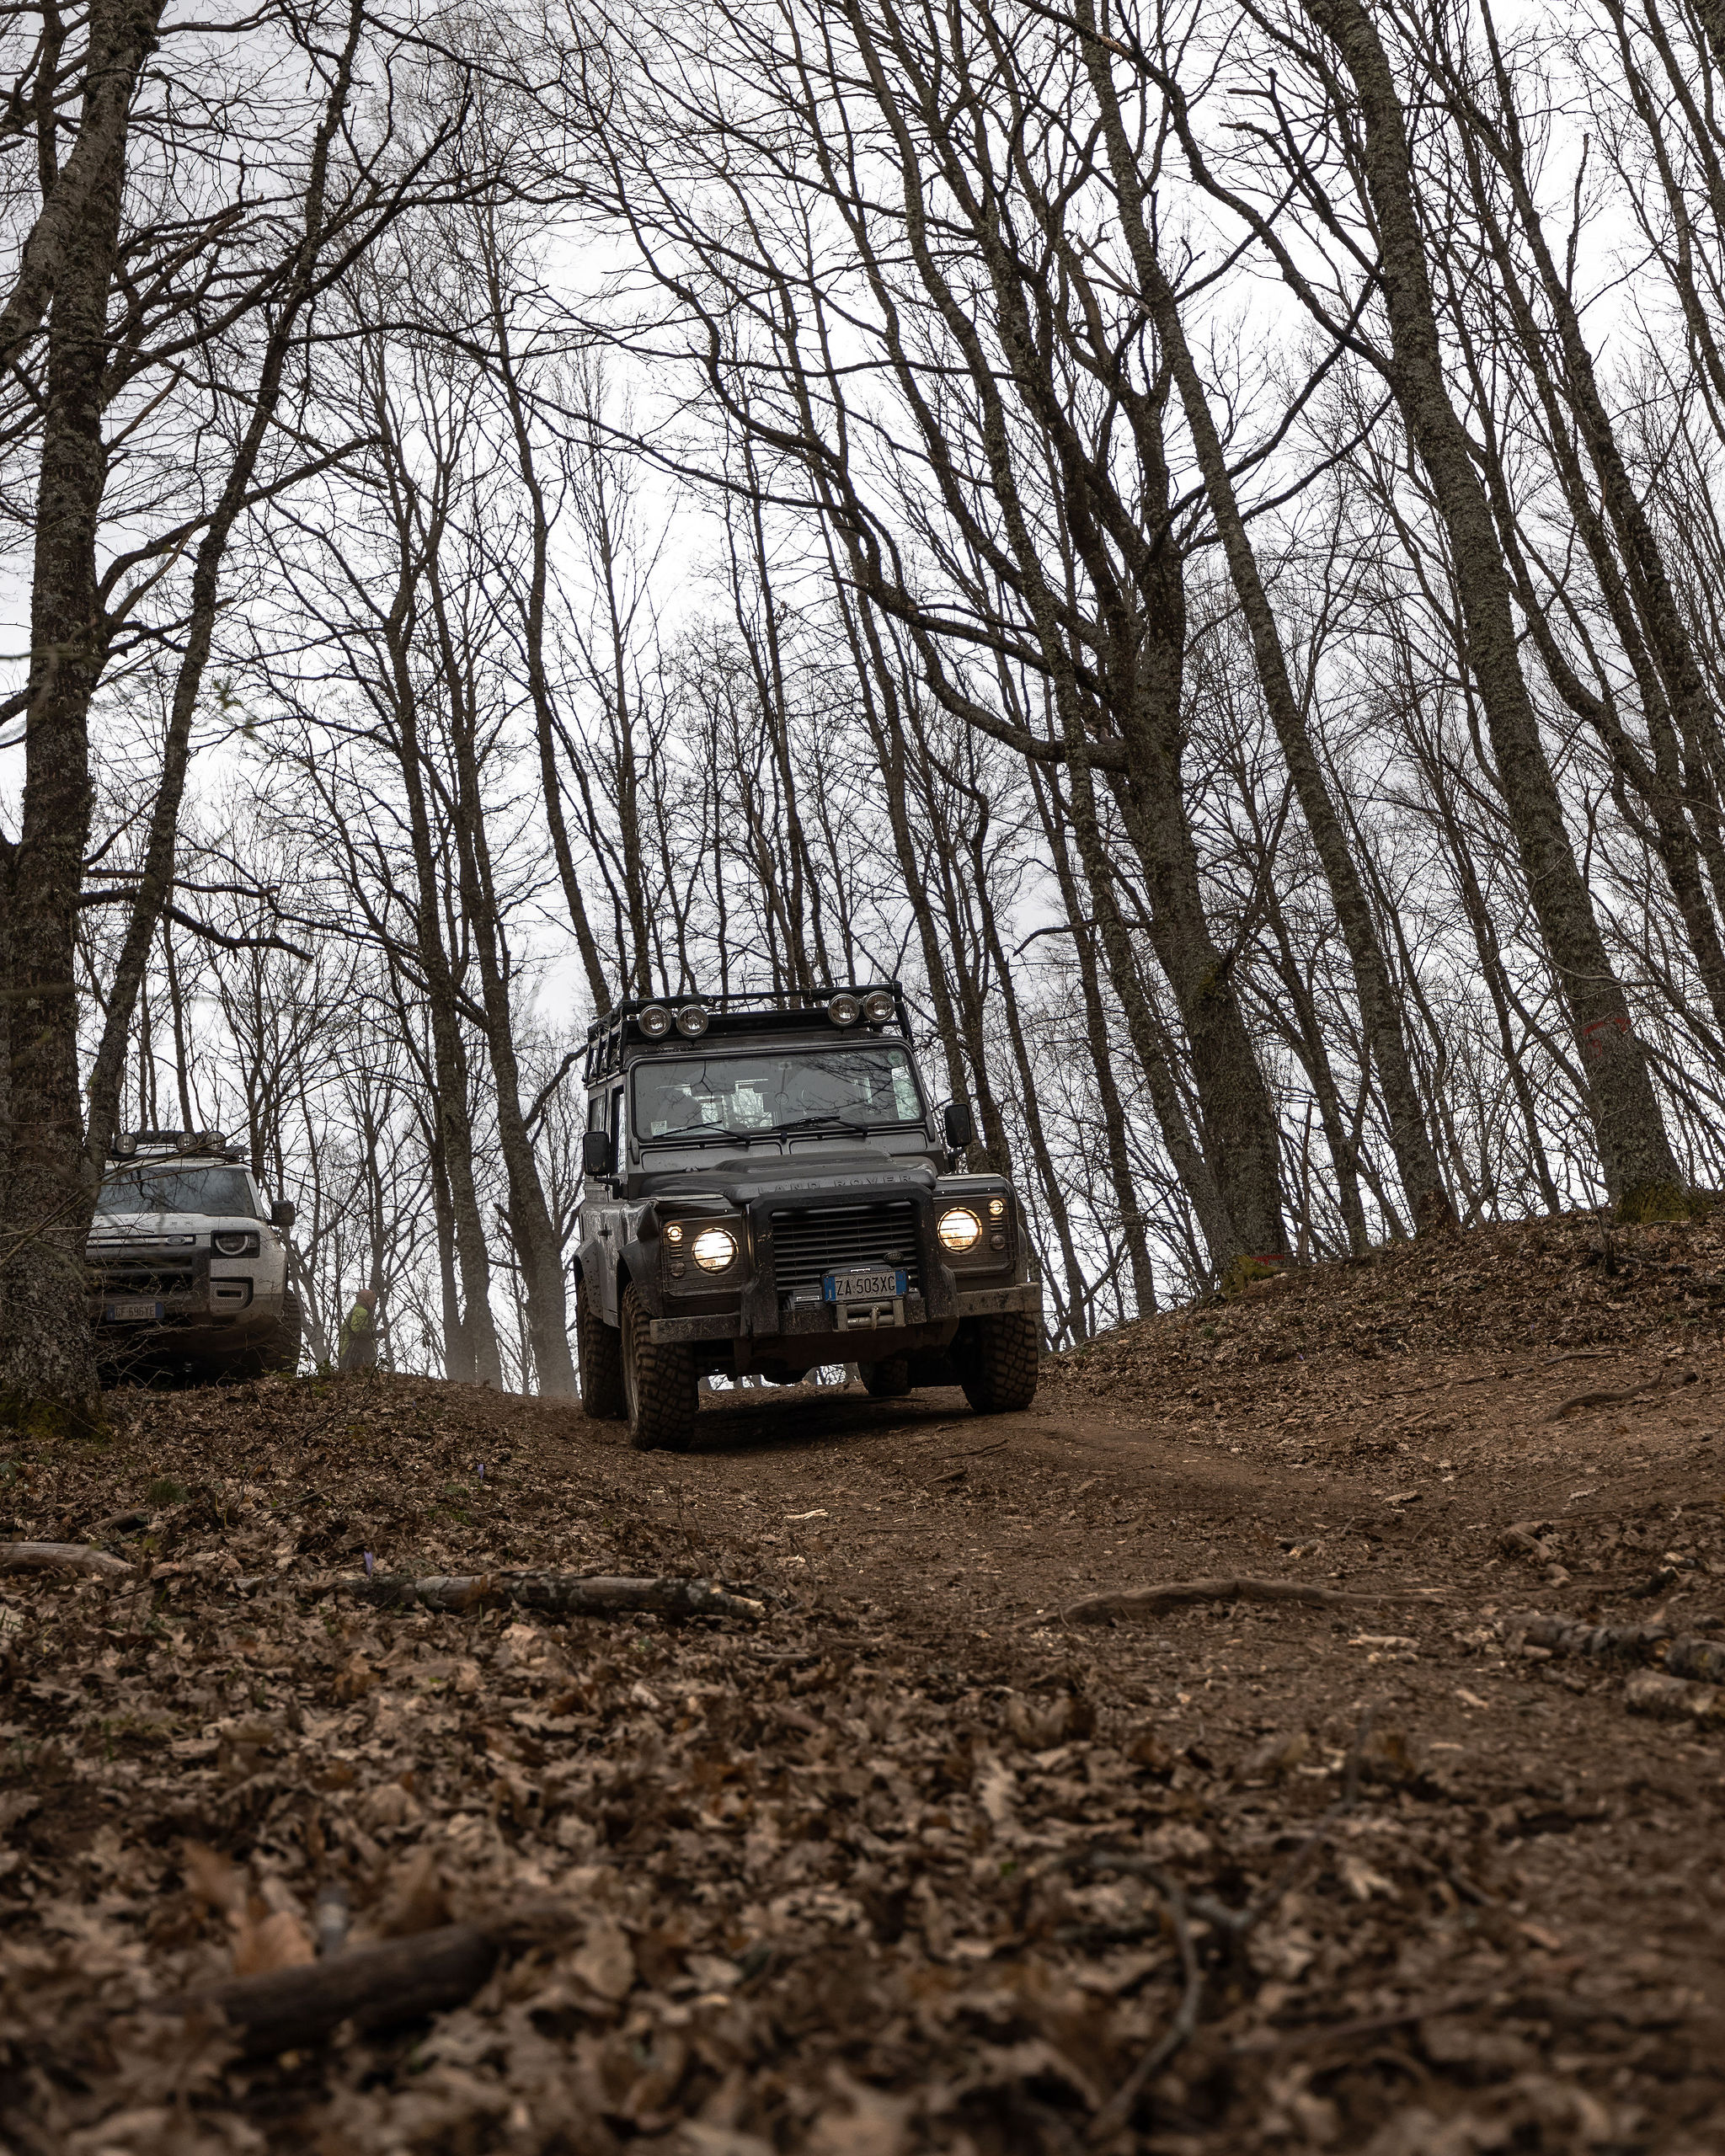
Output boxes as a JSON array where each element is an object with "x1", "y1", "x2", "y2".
[
  {"x1": 477, "y1": 1461, "x2": 484, "y2": 1481},
  {"x1": 363, "y1": 1549, "x2": 374, "y2": 1577}
]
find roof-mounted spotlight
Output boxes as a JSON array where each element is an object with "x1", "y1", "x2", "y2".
[
  {"x1": 638, "y1": 1005, "x2": 672, "y2": 1038},
  {"x1": 675, "y1": 1003, "x2": 709, "y2": 1038},
  {"x1": 828, "y1": 993, "x2": 862, "y2": 1026},
  {"x1": 862, "y1": 990, "x2": 896, "y2": 1024}
]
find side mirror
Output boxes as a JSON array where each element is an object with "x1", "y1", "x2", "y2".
[
  {"x1": 270, "y1": 1198, "x2": 296, "y2": 1230},
  {"x1": 942, "y1": 1100, "x2": 975, "y2": 1150},
  {"x1": 583, "y1": 1129, "x2": 614, "y2": 1179}
]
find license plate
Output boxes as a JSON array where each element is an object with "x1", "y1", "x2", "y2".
[
  {"x1": 824, "y1": 1267, "x2": 907, "y2": 1303},
  {"x1": 105, "y1": 1299, "x2": 163, "y2": 1323}
]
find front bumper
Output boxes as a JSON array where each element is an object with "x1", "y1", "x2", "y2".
[
  {"x1": 648, "y1": 1279, "x2": 1040, "y2": 1347},
  {"x1": 89, "y1": 1251, "x2": 279, "y2": 1352}
]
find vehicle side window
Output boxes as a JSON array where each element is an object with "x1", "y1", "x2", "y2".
[
  {"x1": 611, "y1": 1085, "x2": 626, "y2": 1162},
  {"x1": 587, "y1": 1093, "x2": 606, "y2": 1132}
]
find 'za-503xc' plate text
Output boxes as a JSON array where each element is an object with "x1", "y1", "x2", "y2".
[
  {"x1": 823, "y1": 1267, "x2": 907, "y2": 1303},
  {"x1": 104, "y1": 1299, "x2": 163, "y2": 1323}
]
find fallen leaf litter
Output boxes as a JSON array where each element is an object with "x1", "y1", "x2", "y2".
[{"x1": 0, "y1": 1212, "x2": 1722, "y2": 2148}]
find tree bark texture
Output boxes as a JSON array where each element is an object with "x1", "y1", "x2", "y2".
[
  {"x1": 1032, "y1": 765, "x2": 1161, "y2": 1314},
  {"x1": 1079, "y1": 13, "x2": 1452, "y2": 1235},
  {"x1": 1306, "y1": 0, "x2": 1682, "y2": 1216},
  {"x1": 379, "y1": 527, "x2": 504, "y2": 1390},
  {"x1": 0, "y1": 0, "x2": 165, "y2": 1436},
  {"x1": 435, "y1": 591, "x2": 578, "y2": 1396}
]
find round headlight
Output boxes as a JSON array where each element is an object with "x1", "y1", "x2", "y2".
[
  {"x1": 676, "y1": 1003, "x2": 708, "y2": 1038},
  {"x1": 639, "y1": 1005, "x2": 672, "y2": 1038},
  {"x1": 693, "y1": 1226, "x2": 738, "y2": 1272},
  {"x1": 212, "y1": 1230, "x2": 255, "y2": 1256},
  {"x1": 937, "y1": 1206, "x2": 981, "y2": 1253},
  {"x1": 862, "y1": 990, "x2": 895, "y2": 1023},
  {"x1": 828, "y1": 993, "x2": 861, "y2": 1026}
]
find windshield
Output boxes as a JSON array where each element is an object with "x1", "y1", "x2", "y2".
[
  {"x1": 633, "y1": 1046, "x2": 925, "y2": 1143},
  {"x1": 94, "y1": 1166, "x2": 259, "y2": 1219}
]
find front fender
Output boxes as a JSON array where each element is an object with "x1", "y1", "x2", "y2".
[{"x1": 620, "y1": 1238, "x2": 665, "y2": 1317}]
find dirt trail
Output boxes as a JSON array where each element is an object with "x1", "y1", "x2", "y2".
[{"x1": 4, "y1": 1212, "x2": 1725, "y2": 2152}]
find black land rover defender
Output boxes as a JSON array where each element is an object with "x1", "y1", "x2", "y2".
[{"x1": 573, "y1": 985, "x2": 1042, "y2": 1449}]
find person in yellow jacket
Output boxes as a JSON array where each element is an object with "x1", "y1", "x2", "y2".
[{"x1": 338, "y1": 1286, "x2": 379, "y2": 1372}]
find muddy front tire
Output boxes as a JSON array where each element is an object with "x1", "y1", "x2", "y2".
[
  {"x1": 956, "y1": 1310, "x2": 1039, "y2": 1414},
  {"x1": 622, "y1": 1285, "x2": 697, "y2": 1451},
  {"x1": 576, "y1": 1274, "x2": 625, "y2": 1421},
  {"x1": 240, "y1": 1291, "x2": 302, "y2": 1378},
  {"x1": 861, "y1": 1357, "x2": 912, "y2": 1398}
]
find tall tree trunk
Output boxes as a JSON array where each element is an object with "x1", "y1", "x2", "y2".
[
  {"x1": 83, "y1": 0, "x2": 364, "y2": 1168},
  {"x1": 1033, "y1": 764, "x2": 1174, "y2": 1312},
  {"x1": 1080, "y1": 9, "x2": 1451, "y2": 1233},
  {"x1": 972, "y1": 814, "x2": 1095, "y2": 1333},
  {"x1": 377, "y1": 544, "x2": 504, "y2": 1388},
  {"x1": 435, "y1": 606, "x2": 577, "y2": 1398},
  {"x1": 836, "y1": 586, "x2": 972, "y2": 1109},
  {"x1": 1435, "y1": 49, "x2": 1725, "y2": 1059},
  {"x1": 1106, "y1": 627, "x2": 1290, "y2": 1261},
  {"x1": 479, "y1": 216, "x2": 613, "y2": 1017},
  {"x1": 0, "y1": 0, "x2": 165, "y2": 1437},
  {"x1": 1306, "y1": 0, "x2": 1682, "y2": 1217}
]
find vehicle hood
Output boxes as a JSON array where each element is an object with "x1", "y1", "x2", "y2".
[
  {"x1": 638, "y1": 1148, "x2": 938, "y2": 1204},
  {"x1": 86, "y1": 1212, "x2": 254, "y2": 1242}
]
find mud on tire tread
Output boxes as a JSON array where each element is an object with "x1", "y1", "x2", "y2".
[
  {"x1": 862, "y1": 1357, "x2": 912, "y2": 1398},
  {"x1": 957, "y1": 1310, "x2": 1039, "y2": 1414},
  {"x1": 576, "y1": 1274, "x2": 625, "y2": 1421},
  {"x1": 247, "y1": 1290, "x2": 303, "y2": 1377},
  {"x1": 622, "y1": 1284, "x2": 697, "y2": 1451}
]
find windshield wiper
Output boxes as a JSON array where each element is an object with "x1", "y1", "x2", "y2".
[
  {"x1": 771, "y1": 1114, "x2": 873, "y2": 1138},
  {"x1": 648, "y1": 1124, "x2": 777, "y2": 1148}
]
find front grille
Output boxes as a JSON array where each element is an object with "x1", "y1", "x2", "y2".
[
  {"x1": 771, "y1": 1201, "x2": 922, "y2": 1297},
  {"x1": 93, "y1": 1267, "x2": 197, "y2": 1294}
]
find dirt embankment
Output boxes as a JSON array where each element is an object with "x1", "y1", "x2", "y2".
[{"x1": 3, "y1": 1211, "x2": 1725, "y2": 2154}]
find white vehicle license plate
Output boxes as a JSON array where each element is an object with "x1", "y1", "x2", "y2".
[
  {"x1": 105, "y1": 1299, "x2": 163, "y2": 1323},
  {"x1": 824, "y1": 1267, "x2": 907, "y2": 1304}
]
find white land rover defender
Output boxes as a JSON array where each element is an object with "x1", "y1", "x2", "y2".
[
  {"x1": 88, "y1": 1132, "x2": 302, "y2": 1380},
  {"x1": 574, "y1": 985, "x2": 1043, "y2": 1449}
]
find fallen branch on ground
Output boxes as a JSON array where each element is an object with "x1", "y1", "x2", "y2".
[
  {"x1": 1545, "y1": 1368, "x2": 1697, "y2": 1422},
  {"x1": 143, "y1": 1923, "x2": 497, "y2": 2055},
  {"x1": 1623, "y1": 1670, "x2": 1725, "y2": 1724},
  {"x1": 1508, "y1": 1611, "x2": 1725, "y2": 1682},
  {"x1": 0, "y1": 1542, "x2": 131, "y2": 1578},
  {"x1": 309, "y1": 1572, "x2": 766, "y2": 1623},
  {"x1": 1067, "y1": 1705, "x2": 1385, "y2": 2137},
  {"x1": 1063, "y1": 1850, "x2": 1203, "y2": 2143},
  {"x1": 1065, "y1": 1577, "x2": 1446, "y2": 1624}
]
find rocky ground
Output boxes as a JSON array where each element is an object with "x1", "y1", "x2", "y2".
[{"x1": 3, "y1": 1209, "x2": 1724, "y2": 2153}]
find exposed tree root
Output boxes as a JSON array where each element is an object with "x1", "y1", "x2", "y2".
[
  {"x1": 1544, "y1": 1368, "x2": 1698, "y2": 1422},
  {"x1": 1065, "y1": 1577, "x2": 1446, "y2": 1624}
]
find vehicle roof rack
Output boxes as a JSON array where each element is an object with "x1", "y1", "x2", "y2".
[
  {"x1": 109, "y1": 1129, "x2": 248, "y2": 1163},
  {"x1": 583, "y1": 983, "x2": 907, "y2": 1084}
]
